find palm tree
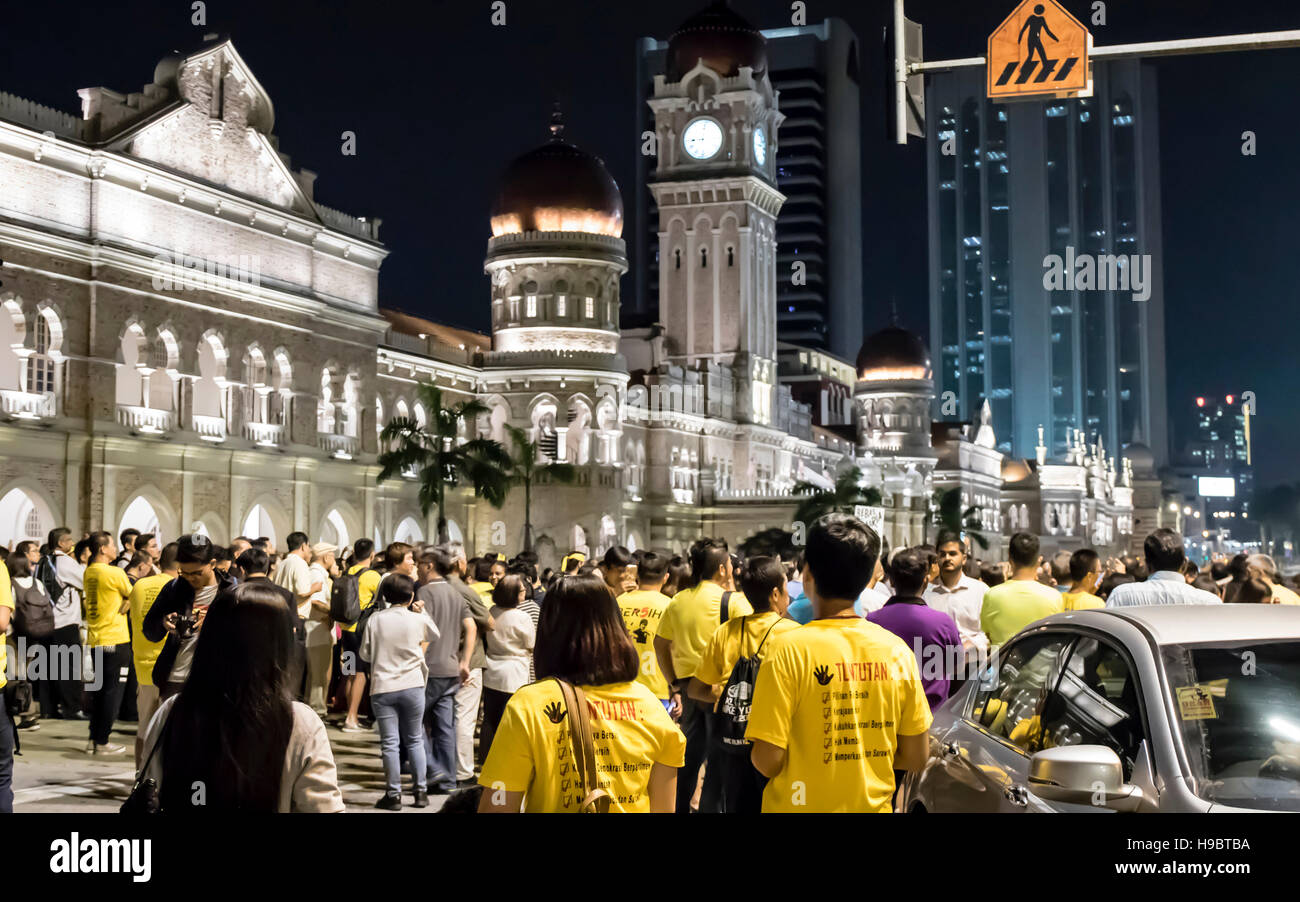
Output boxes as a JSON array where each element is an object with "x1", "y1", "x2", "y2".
[
  {"x1": 792, "y1": 466, "x2": 882, "y2": 528},
  {"x1": 503, "y1": 424, "x2": 577, "y2": 553},
  {"x1": 929, "y1": 486, "x2": 989, "y2": 550},
  {"x1": 376, "y1": 384, "x2": 512, "y2": 543}
]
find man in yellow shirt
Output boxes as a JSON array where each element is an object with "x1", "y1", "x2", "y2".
[
  {"x1": 980, "y1": 533, "x2": 1065, "y2": 647},
  {"x1": 654, "y1": 538, "x2": 750, "y2": 813},
  {"x1": 82, "y1": 531, "x2": 133, "y2": 755},
  {"x1": 129, "y1": 542, "x2": 178, "y2": 767},
  {"x1": 1062, "y1": 548, "x2": 1105, "y2": 611},
  {"x1": 691, "y1": 555, "x2": 798, "y2": 812},
  {"x1": 340, "y1": 538, "x2": 383, "y2": 732},
  {"x1": 747, "y1": 515, "x2": 932, "y2": 812},
  {"x1": 616, "y1": 551, "x2": 674, "y2": 712},
  {"x1": 0, "y1": 558, "x2": 14, "y2": 812}
]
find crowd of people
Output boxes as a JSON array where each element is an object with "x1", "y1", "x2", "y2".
[{"x1": 0, "y1": 516, "x2": 1293, "y2": 814}]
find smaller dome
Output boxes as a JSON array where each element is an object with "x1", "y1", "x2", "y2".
[
  {"x1": 666, "y1": 1, "x2": 767, "y2": 82},
  {"x1": 1002, "y1": 458, "x2": 1036, "y2": 484},
  {"x1": 856, "y1": 326, "x2": 932, "y2": 381},
  {"x1": 489, "y1": 108, "x2": 623, "y2": 238}
]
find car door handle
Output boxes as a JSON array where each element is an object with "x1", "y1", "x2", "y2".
[{"x1": 1004, "y1": 784, "x2": 1030, "y2": 807}]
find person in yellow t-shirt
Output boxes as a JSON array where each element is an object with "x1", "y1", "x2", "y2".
[
  {"x1": 129, "y1": 542, "x2": 178, "y2": 767},
  {"x1": 339, "y1": 539, "x2": 384, "y2": 732},
  {"x1": 0, "y1": 558, "x2": 13, "y2": 812},
  {"x1": 1061, "y1": 548, "x2": 1105, "y2": 611},
  {"x1": 747, "y1": 515, "x2": 932, "y2": 813},
  {"x1": 82, "y1": 532, "x2": 134, "y2": 755},
  {"x1": 691, "y1": 555, "x2": 799, "y2": 813},
  {"x1": 467, "y1": 557, "x2": 496, "y2": 602},
  {"x1": 479, "y1": 572, "x2": 685, "y2": 812},
  {"x1": 616, "y1": 551, "x2": 675, "y2": 712},
  {"x1": 653, "y1": 538, "x2": 751, "y2": 814},
  {"x1": 981, "y1": 533, "x2": 1065, "y2": 647}
]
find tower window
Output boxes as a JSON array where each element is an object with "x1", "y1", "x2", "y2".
[
  {"x1": 701, "y1": 247, "x2": 708, "y2": 268},
  {"x1": 585, "y1": 297, "x2": 594, "y2": 318},
  {"x1": 727, "y1": 246, "x2": 734, "y2": 267},
  {"x1": 556, "y1": 295, "x2": 566, "y2": 317},
  {"x1": 525, "y1": 295, "x2": 537, "y2": 318},
  {"x1": 674, "y1": 248, "x2": 681, "y2": 270}
]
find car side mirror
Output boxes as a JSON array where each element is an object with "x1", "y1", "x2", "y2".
[{"x1": 1027, "y1": 745, "x2": 1146, "y2": 812}]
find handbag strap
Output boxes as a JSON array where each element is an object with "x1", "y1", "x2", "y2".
[
  {"x1": 555, "y1": 678, "x2": 607, "y2": 810},
  {"x1": 134, "y1": 709, "x2": 172, "y2": 784}
]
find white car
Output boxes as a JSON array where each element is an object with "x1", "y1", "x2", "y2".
[{"x1": 899, "y1": 605, "x2": 1300, "y2": 812}]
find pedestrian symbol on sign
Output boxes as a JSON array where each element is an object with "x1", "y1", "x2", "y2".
[{"x1": 988, "y1": 0, "x2": 1091, "y2": 100}]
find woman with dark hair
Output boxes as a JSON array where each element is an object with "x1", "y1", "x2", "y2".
[
  {"x1": 480, "y1": 574, "x2": 535, "y2": 758},
  {"x1": 479, "y1": 573, "x2": 685, "y2": 813},
  {"x1": 1097, "y1": 571, "x2": 1136, "y2": 602},
  {"x1": 662, "y1": 556, "x2": 690, "y2": 598},
  {"x1": 139, "y1": 581, "x2": 344, "y2": 812}
]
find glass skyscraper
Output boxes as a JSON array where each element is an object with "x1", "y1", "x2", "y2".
[{"x1": 927, "y1": 59, "x2": 1167, "y2": 464}]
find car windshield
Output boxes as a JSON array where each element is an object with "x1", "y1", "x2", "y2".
[{"x1": 1162, "y1": 640, "x2": 1300, "y2": 812}]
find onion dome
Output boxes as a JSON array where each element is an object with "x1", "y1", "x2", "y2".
[
  {"x1": 489, "y1": 106, "x2": 623, "y2": 238},
  {"x1": 666, "y1": 1, "x2": 767, "y2": 82},
  {"x1": 855, "y1": 326, "x2": 932, "y2": 381}
]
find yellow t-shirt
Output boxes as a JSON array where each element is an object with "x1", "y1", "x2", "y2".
[
  {"x1": 0, "y1": 561, "x2": 11, "y2": 690},
  {"x1": 617, "y1": 589, "x2": 673, "y2": 700},
  {"x1": 129, "y1": 572, "x2": 174, "y2": 686},
  {"x1": 479, "y1": 679, "x2": 686, "y2": 813},
  {"x1": 1272, "y1": 584, "x2": 1300, "y2": 606},
  {"x1": 746, "y1": 618, "x2": 932, "y2": 813},
  {"x1": 469, "y1": 581, "x2": 494, "y2": 603},
  {"x1": 980, "y1": 580, "x2": 1064, "y2": 647},
  {"x1": 657, "y1": 582, "x2": 753, "y2": 680},
  {"x1": 84, "y1": 561, "x2": 133, "y2": 647},
  {"x1": 1062, "y1": 590, "x2": 1105, "y2": 611},
  {"x1": 695, "y1": 611, "x2": 800, "y2": 689},
  {"x1": 342, "y1": 564, "x2": 383, "y2": 633}
]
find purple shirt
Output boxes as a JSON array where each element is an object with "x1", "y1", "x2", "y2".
[{"x1": 867, "y1": 596, "x2": 962, "y2": 710}]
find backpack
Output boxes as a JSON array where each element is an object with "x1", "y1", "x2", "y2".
[
  {"x1": 719, "y1": 590, "x2": 732, "y2": 624},
  {"x1": 36, "y1": 555, "x2": 65, "y2": 605},
  {"x1": 329, "y1": 567, "x2": 368, "y2": 625},
  {"x1": 13, "y1": 580, "x2": 55, "y2": 639},
  {"x1": 353, "y1": 574, "x2": 388, "y2": 636},
  {"x1": 717, "y1": 616, "x2": 782, "y2": 755}
]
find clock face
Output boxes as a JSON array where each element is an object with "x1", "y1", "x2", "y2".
[
  {"x1": 683, "y1": 118, "x2": 723, "y2": 160},
  {"x1": 753, "y1": 127, "x2": 767, "y2": 165}
]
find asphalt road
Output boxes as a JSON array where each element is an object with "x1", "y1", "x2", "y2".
[{"x1": 9, "y1": 716, "x2": 454, "y2": 813}]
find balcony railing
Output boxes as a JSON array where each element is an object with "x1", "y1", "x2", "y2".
[
  {"x1": 117, "y1": 405, "x2": 174, "y2": 435},
  {"x1": 0, "y1": 389, "x2": 55, "y2": 421},
  {"x1": 243, "y1": 421, "x2": 284, "y2": 447},
  {"x1": 318, "y1": 432, "x2": 360, "y2": 459},
  {"x1": 192, "y1": 414, "x2": 227, "y2": 442}
]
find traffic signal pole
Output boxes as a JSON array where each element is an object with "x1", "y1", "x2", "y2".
[{"x1": 894, "y1": 0, "x2": 1300, "y2": 143}]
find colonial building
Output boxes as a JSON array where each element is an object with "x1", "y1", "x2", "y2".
[{"x1": 0, "y1": 14, "x2": 1135, "y2": 569}]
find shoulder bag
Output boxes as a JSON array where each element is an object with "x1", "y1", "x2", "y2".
[{"x1": 554, "y1": 679, "x2": 612, "y2": 813}]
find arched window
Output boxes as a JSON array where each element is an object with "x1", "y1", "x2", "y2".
[
  {"x1": 700, "y1": 247, "x2": 708, "y2": 268},
  {"x1": 726, "y1": 246, "x2": 734, "y2": 267},
  {"x1": 342, "y1": 373, "x2": 361, "y2": 438},
  {"x1": 674, "y1": 248, "x2": 681, "y2": 270},
  {"x1": 317, "y1": 369, "x2": 337, "y2": 434},
  {"x1": 193, "y1": 332, "x2": 227, "y2": 421},
  {"x1": 271, "y1": 350, "x2": 292, "y2": 426},
  {"x1": 243, "y1": 346, "x2": 269, "y2": 425},
  {"x1": 26, "y1": 309, "x2": 58, "y2": 395},
  {"x1": 116, "y1": 323, "x2": 147, "y2": 408}
]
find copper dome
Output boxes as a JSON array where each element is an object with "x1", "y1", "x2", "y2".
[
  {"x1": 666, "y1": 1, "x2": 767, "y2": 82},
  {"x1": 856, "y1": 326, "x2": 932, "y2": 381},
  {"x1": 490, "y1": 110, "x2": 623, "y2": 238}
]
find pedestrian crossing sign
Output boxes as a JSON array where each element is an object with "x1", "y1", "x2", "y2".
[{"x1": 988, "y1": 0, "x2": 1091, "y2": 100}]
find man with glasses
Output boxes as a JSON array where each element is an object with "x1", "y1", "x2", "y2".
[{"x1": 142, "y1": 534, "x2": 235, "y2": 699}]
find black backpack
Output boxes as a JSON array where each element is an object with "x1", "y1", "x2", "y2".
[
  {"x1": 717, "y1": 616, "x2": 782, "y2": 755},
  {"x1": 330, "y1": 567, "x2": 371, "y2": 625},
  {"x1": 36, "y1": 555, "x2": 65, "y2": 605},
  {"x1": 13, "y1": 581, "x2": 55, "y2": 640},
  {"x1": 353, "y1": 575, "x2": 388, "y2": 636}
]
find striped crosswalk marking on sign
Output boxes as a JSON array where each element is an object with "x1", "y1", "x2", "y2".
[{"x1": 995, "y1": 57, "x2": 1080, "y2": 87}]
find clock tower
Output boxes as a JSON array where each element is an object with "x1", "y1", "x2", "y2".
[{"x1": 648, "y1": 1, "x2": 785, "y2": 425}]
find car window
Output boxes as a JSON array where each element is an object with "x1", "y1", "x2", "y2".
[
  {"x1": 970, "y1": 634, "x2": 1071, "y2": 753},
  {"x1": 1039, "y1": 636, "x2": 1146, "y2": 779}
]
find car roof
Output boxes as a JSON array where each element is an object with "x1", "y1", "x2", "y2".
[{"x1": 1035, "y1": 605, "x2": 1300, "y2": 646}]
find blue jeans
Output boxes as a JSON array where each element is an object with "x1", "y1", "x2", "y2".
[
  {"x1": 372, "y1": 686, "x2": 427, "y2": 795},
  {"x1": 424, "y1": 675, "x2": 459, "y2": 792},
  {"x1": 0, "y1": 701, "x2": 14, "y2": 813}
]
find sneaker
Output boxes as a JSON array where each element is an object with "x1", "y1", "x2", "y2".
[
  {"x1": 412, "y1": 788, "x2": 429, "y2": 808},
  {"x1": 92, "y1": 743, "x2": 127, "y2": 756},
  {"x1": 340, "y1": 721, "x2": 366, "y2": 733},
  {"x1": 17, "y1": 719, "x2": 40, "y2": 731},
  {"x1": 374, "y1": 793, "x2": 402, "y2": 811},
  {"x1": 455, "y1": 778, "x2": 479, "y2": 790}
]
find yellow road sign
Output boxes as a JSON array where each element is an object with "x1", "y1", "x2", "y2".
[{"x1": 988, "y1": 0, "x2": 1091, "y2": 100}]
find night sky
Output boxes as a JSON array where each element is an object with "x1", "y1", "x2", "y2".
[{"x1": 1, "y1": 1, "x2": 1296, "y2": 485}]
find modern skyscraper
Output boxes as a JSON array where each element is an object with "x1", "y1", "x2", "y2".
[
  {"x1": 635, "y1": 13, "x2": 864, "y2": 360},
  {"x1": 1182, "y1": 393, "x2": 1254, "y2": 528},
  {"x1": 926, "y1": 59, "x2": 1167, "y2": 465}
]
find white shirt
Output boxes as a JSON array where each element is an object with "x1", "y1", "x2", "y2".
[
  {"x1": 924, "y1": 573, "x2": 990, "y2": 653},
  {"x1": 1106, "y1": 571, "x2": 1223, "y2": 608},
  {"x1": 359, "y1": 605, "x2": 440, "y2": 695},
  {"x1": 858, "y1": 583, "x2": 891, "y2": 615},
  {"x1": 274, "y1": 553, "x2": 314, "y2": 613},
  {"x1": 52, "y1": 553, "x2": 84, "y2": 630},
  {"x1": 303, "y1": 562, "x2": 334, "y2": 646},
  {"x1": 483, "y1": 606, "x2": 536, "y2": 693}
]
